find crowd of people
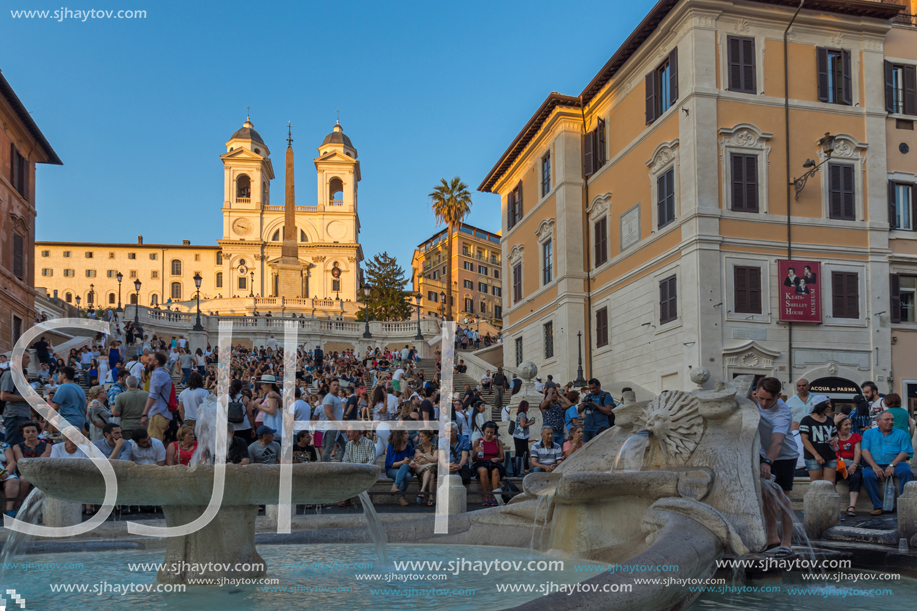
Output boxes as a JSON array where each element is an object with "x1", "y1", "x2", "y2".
[{"x1": 756, "y1": 376, "x2": 914, "y2": 556}]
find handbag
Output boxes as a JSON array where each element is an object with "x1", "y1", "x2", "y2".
[{"x1": 508, "y1": 419, "x2": 516, "y2": 435}]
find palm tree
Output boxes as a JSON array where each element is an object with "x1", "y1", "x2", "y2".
[{"x1": 429, "y1": 177, "x2": 472, "y2": 321}]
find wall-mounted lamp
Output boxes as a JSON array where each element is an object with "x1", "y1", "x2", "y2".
[{"x1": 792, "y1": 132, "x2": 836, "y2": 200}]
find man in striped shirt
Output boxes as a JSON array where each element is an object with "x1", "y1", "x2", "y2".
[
  {"x1": 338, "y1": 427, "x2": 377, "y2": 507},
  {"x1": 530, "y1": 427, "x2": 564, "y2": 473}
]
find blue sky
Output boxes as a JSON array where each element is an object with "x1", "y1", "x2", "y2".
[{"x1": 5, "y1": 0, "x2": 651, "y2": 271}]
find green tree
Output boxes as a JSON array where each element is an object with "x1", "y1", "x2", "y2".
[
  {"x1": 356, "y1": 252, "x2": 413, "y2": 322},
  {"x1": 428, "y1": 176, "x2": 472, "y2": 321}
]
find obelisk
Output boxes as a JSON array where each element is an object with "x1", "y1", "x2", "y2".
[{"x1": 274, "y1": 124, "x2": 304, "y2": 297}]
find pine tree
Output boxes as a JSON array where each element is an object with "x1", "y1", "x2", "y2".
[{"x1": 356, "y1": 252, "x2": 413, "y2": 322}]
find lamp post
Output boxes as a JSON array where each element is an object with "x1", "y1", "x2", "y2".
[
  {"x1": 414, "y1": 293, "x2": 423, "y2": 341},
  {"x1": 116, "y1": 271, "x2": 124, "y2": 312},
  {"x1": 75, "y1": 295, "x2": 81, "y2": 315},
  {"x1": 362, "y1": 283, "x2": 373, "y2": 339},
  {"x1": 792, "y1": 132, "x2": 837, "y2": 200},
  {"x1": 439, "y1": 290, "x2": 446, "y2": 320},
  {"x1": 249, "y1": 271, "x2": 254, "y2": 298},
  {"x1": 133, "y1": 279, "x2": 142, "y2": 325},
  {"x1": 88, "y1": 283, "x2": 95, "y2": 313},
  {"x1": 573, "y1": 331, "x2": 588, "y2": 388},
  {"x1": 193, "y1": 272, "x2": 203, "y2": 331}
]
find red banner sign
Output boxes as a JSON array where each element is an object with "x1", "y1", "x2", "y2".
[{"x1": 778, "y1": 260, "x2": 821, "y2": 323}]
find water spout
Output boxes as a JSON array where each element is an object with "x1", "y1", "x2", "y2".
[
  {"x1": 358, "y1": 491, "x2": 388, "y2": 566},
  {"x1": 613, "y1": 430, "x2": 650, "y2": 472},
  {"x1": 0, "y1": 489, "x2": 44, "y2": 590}
]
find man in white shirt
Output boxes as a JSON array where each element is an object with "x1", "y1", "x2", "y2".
[
  {"x1": 534, "y1": 377, "x2": 545, "y2": 393},
  {"x1": 785, "y1": 378, "x2": 815, "y2": 430},
  {"x1": 386, "y1": 390, "x2": 399, "y2": 420},
  {"x1": 124, "y1": 357, "x2": 144, "y2": 381},
  {"x1": 400, "y1": 345, "x2": 410, "y2": 363},
  {"x1": 863, "y1": 381, "x2": 885, "y2": 420},
  {"x1": 292, "y1": 387, "x2": 311, "y2": 434},
  {"x1": 267, "y1": 335, "x2": 278, "y2": 351},
  {"x1": 392, "y1": 367, "x2": 405, "y2": 392},
  {"x1": 128, "y1": 429, "x2": 166, "y2": 466}
]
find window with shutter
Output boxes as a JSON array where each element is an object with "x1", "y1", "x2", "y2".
[
  {"x1": 660, "y1": 275, "x2": 677, "y2": 324},
  {"x1": 645, "y1": 49, "x2": 678, "y2": 125},
  {"x1": 645, "y1": 69, "x2": 657, "y2": 124},
  {"x1": 831, "y1": 271, "x2": 859, "y2": 319},
  {"x1": 596, "y1": 307, "x2": 609, "y2": 348},
  {"x1": 891, "y1": 273, "x2": 902, "y2": 323},
  {"x1": 886, "y1": 62, "x2": 917, "y2": 116},
  {"x1": 541, "y1": 152, "x2": 551, "y2": 196},
  {"x1": 889, "y1": 181, "x2": 916, "y2": 231},
  {"x1": 818, "y1": 48, "x2": 850, "y2": 105},
  {"x1": 543, "y1": 322, "x2": 554, "y2": 359},
  {"x1": 727, "y1": 36, "x2": 756, "y2": 93},
  {"x1": 507, "y1": 183, "x2": 523, "y2": 229},
  {"x1": 9, "y1": 145, "x2": 28, "y2": 200},
  {"x1": 513, "y1": 263, "x2": 522, "y2": 304},
  {"x1": 584, "y1": 129, "x2": 595, "y2": 176},
  {"x1": 734, "y1": 266, "x2": 762, "y2": 314},
  {"x1": 594, "y1": 217, "x2": 608, "y2": 266},
  {"x1": 658, "y1": 168, "x2": 676, "y2": 228},
  {"x1": 730, "y1": 153, "x2": 758, "y2": 212},
  {"x1": 12, "y1": 234, "x2": 24, "y2": 280},
  {"x1": 828, "y1": 163, "x2": 856, "y2": 220},
  {"x1": 597, "y1": 118, "x2": 607, "y2": 168}
]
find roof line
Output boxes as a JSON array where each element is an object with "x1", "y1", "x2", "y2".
[
  {"x1": 0, "y1": 69, "x2": 62, "y2": 165},
  {"x1": 478, "y1": 0, "x2": 903, "y2": 193},
  {"x1": 415, "y1": 221, "x2": 502, "y2": 248},
  {"x1": 478, "y1": 93, "x2": 580, "y2": 193},
  {"x1": 36, "y1": 241, "x2": 221, "y2": 249}
]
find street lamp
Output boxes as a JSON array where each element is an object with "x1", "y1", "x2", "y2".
[
  {"x1": 439, "y1": 291, "x2": 446, "y2": 320},
  {"x1": 414, "y1": 293, "x2": 423, "y2": 340},
  {"x1": 133, "y1": 279, "x2": 142, "y2": 324},
  {"x1": 249, "y1": 271, "x2": 254, "y2": 298},
  {"x1": 792, "y1": 132, "x2": 837, "y2": 201},
  {"x1": 75, "y1": 295, "x2": 81, "y2": 314},
  {"x1": 573, "y1": 331, "x2": 588, "y2": 388},
  {"x1": 116, "y1": 271, "x2": 124, "y2": 312},
  {"x1": 362, "y1": 283, "x2": 373, "y2": 339},
  {"x1": 193, "y1": 272, "x2": 204, "y2": 331},
  {"x1": 88, "y1": 283, "x2": 95, "y2": 313}
]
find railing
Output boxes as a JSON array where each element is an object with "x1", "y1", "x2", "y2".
[
  {"x1": 329, "y1": 199, "x2": 343, "y2": 206},
  {"x1": 896, "y1": 12, "x2": 916, "y2": 25},
  {"x1": 262, "y1": 205, "x2": 317, "y2": 212},
  {"x1": 314, "y1": 298, "x2": 335, "y2": 307},
  {"x1": 256, "y1": 297, "x2": 280, "y2": 307},
  {"x1": 319, "y1": 320, "x2": 360, "y2": 332},
  {"x1": 381, "y1": 322, "x2": 418, "y2": 333},
  {"x1": 235, "y1": 197, "x2": 251, "y2": 204},
  {"x1": 148, "y1": 310, "x2": 192, "y2": 323}
]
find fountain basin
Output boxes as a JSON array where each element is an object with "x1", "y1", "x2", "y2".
[
  {"x1": 17, "y1": 459, "x2": 380, "y2": 505},
  {"x1": 17, "y1": 459, "x2": 381, "y2": 584}
]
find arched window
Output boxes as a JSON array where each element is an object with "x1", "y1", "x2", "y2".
[
  {"x1": 65, "y1": 292, "x2": 72, "y2": 303},
  {"x1": 300, "y1": 229, "x2": 307, "y2": 242},
  {"x1": 236, "y1": 174, "x2": 251, "y2": 199},
  {"x1": 216, "y1": 252, "x2": 223, "y2": 265},
  {"x1": 108, "y1": 293, "x2": 116, "y2": 304},
  {"x1": 171, "y1": 282, "x2": 182, "y2": 300},
  {"x1": 129, "y1": 293, "x2": 137, "y2": 305},
  {"x1": 329, "y1": 177, "x2": 344, "y2": 204},
  {"x1": 216, "y1": 272, "x2": 223, "y2": 288},
  {"x1": 271, "y1": 229, "x2": 281, "y2": 241},
  {"x1": 150, "y1": 294, "x2": 159, "y2": 305},
  {"x1": 171, "y1": 259, "x2": 182, "y2": 276}
]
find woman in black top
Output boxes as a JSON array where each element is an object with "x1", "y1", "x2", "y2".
[{"x1": 799, "y1": 397, "x2": 838, "y2": 484}]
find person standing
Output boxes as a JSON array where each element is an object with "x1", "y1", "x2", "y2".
[
  {"x1": 883, "y1": 393, "x2": 915, "y2": 436},
  {"x1": 322, "y1": 380, "x2": 346, "y2": 462},
  {"x1": 112, "y1": 375, "x2": 149, "y2": 439},
  {"x1": 1, "y1": 352, "x2": 33, "y2": 447},
  {"x1": 786, "y1": 379, "x2": 815, "y2": 430},
  {"x1": 756, "y1": 377, "x2": 799, "y2": 492},
  {"x1": 862, "y1": 381, "x2": 886, "y2": 421},
  {"x1": 141, "y1": 353, "x2": 173, "y2": 442},
  {"x1": 492, "y1": 367, "x2": 509, "y2": 411},
  {"x1": 51, "y1": 367, "x2": 88, "y2": 432},
  {"x1": 581, "y1": 378, "x2": 616, "y2": 442},
  {"x1": 798, "y1": 395, "x2": 838, "y2": 485}
]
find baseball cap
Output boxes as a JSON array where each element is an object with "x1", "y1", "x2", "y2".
[{"x1": 256, "y1": 425, "x2": 277, "y2": 436}]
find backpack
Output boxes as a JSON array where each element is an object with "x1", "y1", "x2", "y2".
[
  {"x1": 167, "y1": 382, "x2": 179, "y2": 413},
  {"x1": 228, "y1": 397, "x2": 246, "y2": 424}
]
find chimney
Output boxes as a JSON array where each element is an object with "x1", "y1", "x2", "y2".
[
  {"x1": 137, "y1": 235, "x2": 143, "y2": 244},
  {"x1": 182, "y1": 240, "x2": 190, "y2": 245}
]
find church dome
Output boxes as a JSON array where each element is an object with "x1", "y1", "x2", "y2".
[
  {"x1": 321, "y1": 121, "x2": 355, "y2": 151},
  {"x1": 231, "y1": 119, "x2": 265, "y2": 145}
]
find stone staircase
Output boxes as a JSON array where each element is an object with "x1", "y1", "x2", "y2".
[{"x1": 414, "y1": 357, "x2": 507, "y2": 413}]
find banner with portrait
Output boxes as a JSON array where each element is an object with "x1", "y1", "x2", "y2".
[{"x1": 778, "y1": 260, "x2": 821, "y2": 323}]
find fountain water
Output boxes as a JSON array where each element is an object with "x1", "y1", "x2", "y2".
[
  {"x1": 0, "y1": 488, "x2": 44, "y2": 590},
  {"x1": 358, "y1": 491, "x2": 388, "y2": 566},
  {"x1": 613, "y1": 430, "x2": 650, "y2": 472}
]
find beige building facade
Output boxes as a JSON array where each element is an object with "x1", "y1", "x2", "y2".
[
  {"x1": 481, "y1": 0, "x2": 917, "y2": 407},
  {"x1": 36, "y1": 119, "x2": 364, "y2": 315},
  {"x1": 411, "y1": 223, "x2": 503, "y2": 326}
]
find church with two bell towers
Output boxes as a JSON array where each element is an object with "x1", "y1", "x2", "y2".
[
  {"x1": 218, "y1": 118, "x2": 364, "y2": 303},
  {"x1": 34, "y1": 118, "x2": 365, "y2": 316}
]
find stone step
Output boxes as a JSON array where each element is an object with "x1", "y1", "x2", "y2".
[{"x1": 366, "y1": 475, "x2": 525, "y2": 505}]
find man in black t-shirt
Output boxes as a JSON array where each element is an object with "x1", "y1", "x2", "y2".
[
  {"x1": 492, "y1": 368, "x2": 509, "y2": 410},
  {"x1": 33, "y1": 337, "x2": 50, "y2": 365},
  {"x1": 343, "y1": 389, "x2": 359, "y2": 421},
  {"x1": 420, "y1": 387, "x2": 436, "y2": 422},
  {"x1": 226, "y1": 425, "x2": 251, "y2": 464}
]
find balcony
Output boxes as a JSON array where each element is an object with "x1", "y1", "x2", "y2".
[
  {"x1": 329, "y1": 199, "x2": 344, "y2": 206},
  {"x1": 236, "y1": 198, "x2": 251, "y2": 204}
]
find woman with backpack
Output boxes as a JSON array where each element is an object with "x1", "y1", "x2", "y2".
[{"x1": 229, "y1": 379, "x2": 256, "y2": 440}]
